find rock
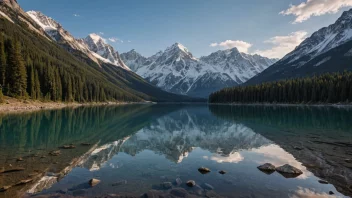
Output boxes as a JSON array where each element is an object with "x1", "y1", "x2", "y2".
[
  {"x1": 329, "y1": 191, "x2": 334, "y2": 195},
  {"x1": 112, "y1": 180, "x2": 127, "y2": 186},
  {"x1": 17, "y1": 157, "x2": 23, "y2": 162},
  {"x1": 202, "y1": 183, "x2": 214, "y2": 190},
  {"x1": 205, "y1": 190, "x2": 222, "y2": 198},
  {"x1": 0, "y1": 167, "x2": 25, "y2": 173},
  {"x1": 191, "y1": 185, "x2": 204, "y2": 196},
  {"x1": 15, "y1": 179, "x2": 33, "y2": 185},
  {"x1": 0, "y1": 185, "x2": 11, "y2": 192},
  {"x1": 88, "y1": 178, "x2": 100, "y2": 187},
  {"x1": 49, "y1": 150, "x2": 61, "y2": 156},
  {"x1": 161, "y1": 182, "x2": 172, "y2": 189},
  {"x1": 170, "y1": 188, "x2": 188, "y2": 197},
  {"x1": 257, "y1": 163, "x2": 276, "y2": 173},
  {"x1": 318, "y1": 180, "x2": 329, "y2": 184},
  {"x1": 275, "y1": 164, "x2": 303, "y2": 176},
  {"x1": 175, "y1": 178, "x2": 182, "y2": 186},
  {"x1": 219, "y1": 170, "x2": 226, "y2": 174},
  {"x1": 186, "y1": 180, "x2": 196, "y2": 187},
  {"x1": 60, "y1": 145, "x2": 75, "y2": 149},
  {"x1": 345, "y1": 159, "x2": 352, "y2": 163},
  {"x1": 0, "y1": 167, "x2": 4, "y2": 173},
  {"x1": 198, "y1": 167, "x2": 211, "y2": 174}
]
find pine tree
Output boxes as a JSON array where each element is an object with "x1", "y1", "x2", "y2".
[
  {"x1": 0, "y1": 33, "x2": 6, "y2": 86},
  {"x1": 7, "y1": 40, "x2": 27, "y2": 97}
]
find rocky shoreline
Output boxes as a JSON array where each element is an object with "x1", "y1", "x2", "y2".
[{"x1": 0, "y1": 97, "x2": 151, "y2": 114}]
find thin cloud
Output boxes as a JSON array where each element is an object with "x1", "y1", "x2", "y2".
[
  {"x1": 99, "y1": 32, "x2": 104, "y2": 35},
  {"x1": 73, "y1": 14, "x2": 80, "y2": 17},
  {"x1": 280, "y1": 0, "x2": 352, "y2": 23},
  {"x1": 108, "y1": 37, "x2": 123, "y2": 43},
  {"x1": 254, "y1": 31, "x2": 308, "y2": 59},
  {"x1": 210, "y1": 40, "x2": 252, "y2": 53}
]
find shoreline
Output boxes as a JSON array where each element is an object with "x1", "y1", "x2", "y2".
[
  {"x1": 208, "y1": 102, "x2": 352, "y2": 108},
  {"x1": 0, "y1": 97, "x2": 153, "y2": 114}
]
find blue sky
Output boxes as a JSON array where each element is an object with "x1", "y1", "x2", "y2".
[{"x1": 18, "y1": 0, "x2": 351, "y2": 58}]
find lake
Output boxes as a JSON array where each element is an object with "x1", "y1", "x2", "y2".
[{"x1": 0, "y1": 104, "x2": 351, "y2": 198}]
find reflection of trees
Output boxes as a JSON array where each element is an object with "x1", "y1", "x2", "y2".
[
  {"x1": 0, "y1": 105, "x2": 181, "y2": 152},
  {"x1": 209, "y1": 105, "x2": 352, "y2": 133}
]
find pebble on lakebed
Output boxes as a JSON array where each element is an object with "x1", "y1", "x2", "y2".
[
  {"x1": 186, "y1": 180, "x2": 196, "y2": 187},
  {"x1": 198, "y1": 167, "x2": 211, "y2": 174},
  {"x1": 89, "y1": 178, "x2": 100, "y2": 187},
  {"x1": 219, "y1": 170, "x2": 227, "y2": 174}
]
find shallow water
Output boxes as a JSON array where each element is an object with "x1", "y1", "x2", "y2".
[{"x1": 0, "y1": 104, "x2": 351, "y2": 197}]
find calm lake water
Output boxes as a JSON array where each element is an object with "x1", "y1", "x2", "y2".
[{"x1": 0, "y1": 104, "x2": 352, "y2": 198}]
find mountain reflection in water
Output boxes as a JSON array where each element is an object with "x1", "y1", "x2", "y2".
[{"x1": 0, "y1": 104, "x2": 350, "y2": 197}]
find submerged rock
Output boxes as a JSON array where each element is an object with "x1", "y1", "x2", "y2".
[
  {"x1": 161, "y1": 182, "x2": 172, "y2": 189},
  {"x1": 219, "y1": 170, "x2": 227, "y2": 174},
  {"x1": 202, "y1": 183, "x2": 214, "y2": 190},
  {"x1": 170, "y1": 188, "x2": 188, "y2": 197},
  {"x1": 0, "y1": 185, "x2": 11, "y2": 192},
  {"x1": 88, "y1": 178, "x2": 100, "y2": 187},
  {"x1": 49, "y1": 150, "x2": 61, "y2": 156},
  {"x1": 0, "y1": 167, "x2": 25, "y2": 173},
  {"x1": 15, "y1": 179, "x2": 33, "y2": 185},
  {"x1": 275, "y1": 164, "x2": 303, "y2": 176},
  {"x1": 186, "y1": 180, "x2": 196, "y2": 187},
  {"x1": 318, "y1": 180, "x2": 329, "y2": 184},
  {"x1": 198, "y1": 167, "x2": 211, "y2": 174},
  {"x1": 17, "y1": 157, "x2": 24, "y2": 162},
  {"x1": 257, "y1": 163, "x2": 276, "y2": 173},
  {"x1": 175, "y1": 178, "x2": 182, "y2": 186},
  {"x1": 60, "y1": 145, "x2": 76, "y2": 149},
  {"x1": 81, "y1": 143, "x2": 92, "y2": 146}
]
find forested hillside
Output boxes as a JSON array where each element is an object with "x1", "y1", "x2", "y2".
[
  {"x1": 0, "y1": 9, "x2": 199, "y2": 102},
  {"x1": 209, "y1": 71, "x2": 352, "y2": 104}
]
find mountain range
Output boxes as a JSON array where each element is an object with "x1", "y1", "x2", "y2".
[
  {"x1": 121, "y1": 44, "x2": 277, "y2": 97},
  {"x1": 246, "y1": 8, "x2": 352, "y2": 85},
  {"x1": 0, "y1": 0, "x2": 199, "y2": 102}
]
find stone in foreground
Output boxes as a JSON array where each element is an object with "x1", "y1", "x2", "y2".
[
  {"x1": 257, "y1": 163, "x2": 276, "y2": 174},
  {"x1": 186, "y1": 180, "x2": 196, "y2": 187},
  {"x1": 198, "y1": 167, "x2": 211, "y2": 174},
  {"x1": 219, "y1": 170, "x2": 226, "y2": 174},
  {"x1": 275, "y1": 164, "x2": 303, "y2": 178},
  {"x1": 89, "y1": 178, "x2": 100, "y2": 187}
]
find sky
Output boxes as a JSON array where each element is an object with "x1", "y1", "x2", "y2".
[{"x1": 18, "y1": 0, "x2": 352, "y2": 59}]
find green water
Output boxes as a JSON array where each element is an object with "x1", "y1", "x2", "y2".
[{"x1": 0, "y1": 104, "x2": 351, "y2": 198}]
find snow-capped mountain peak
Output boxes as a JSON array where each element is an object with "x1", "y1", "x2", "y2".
[
  {"x1": 87, "y1": 33, "x2": 105, "y2": 44},
  {"x1": 121, "y1": 44, "x2": 276, "y2": 97},
  {"x1": 27, "y1": 11, "x2": 59, "y2": 31}
]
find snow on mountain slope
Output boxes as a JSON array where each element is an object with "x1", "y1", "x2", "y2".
[
  {"x1": 246, "y1": 8, "x2": 352, "y2": 85},
  {"x1": 121, "y1": 44, "x2": 277, "y2": 97},
  {"x1": 79, "y1": 33, "x2": 130, "y2": 70},
  {"x1": 26, "y1": 11, "x2": 130, "y2": 70}
]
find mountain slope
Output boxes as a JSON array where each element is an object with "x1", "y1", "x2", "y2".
[
  {"x1": 121, "y1": 44, "x2": 276, "y2": 98},
  {"x1": 246, "y1": 8, "x2": 352, "y2": 85},
  {"x1": 0, "y1": 1, "x2": 199, "y2": 102}
]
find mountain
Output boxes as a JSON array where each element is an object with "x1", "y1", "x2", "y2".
[
  {"x1": 26, "y1": 11, "x2": 103, "y2": 65},
  {"x1": 77, "y1": 33, "x2": 130, "y2": 70},
  {"x1": 246, "y1": 8, "x2": 352, "y2": 85},
  {"x1": 121, "y1": 44, "x2": 277, "y2": 98},
  {"x1": 0, "y1": 1, "x2": 199, "y2": 102}
]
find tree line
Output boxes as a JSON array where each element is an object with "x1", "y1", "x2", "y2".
[
  {"x1": 0, "y1": 18, "x2": 142, "y2": 103},
  {"x1": 209, "y1": 71, "x2": 352, "y2": 104}
]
